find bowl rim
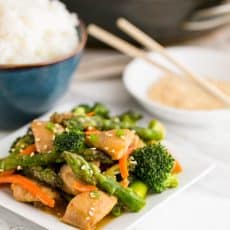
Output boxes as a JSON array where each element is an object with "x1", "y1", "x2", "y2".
[
  {"x1": 0, "y1": 20, "x2": 87, "y2": 70},
  {"x1": 123, "y1": 46, "x2": 230, "y2": 114}
]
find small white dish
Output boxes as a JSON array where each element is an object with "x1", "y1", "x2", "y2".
[
  {"x1": 123, "y1": 46, "x2": 230, "y2": 125},
  {"x1": 0, "y1": 104, "x2": 215, "y2": 230}
]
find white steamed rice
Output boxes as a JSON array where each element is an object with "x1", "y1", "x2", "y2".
[{"x1": 0, "y1": 0, "x2": 79, "y2": 65}]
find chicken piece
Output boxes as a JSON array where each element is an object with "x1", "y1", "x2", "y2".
[
  {"x1": 11, "y1": 182, "x2": 59, "y2": 204},
  {"x1": 132, "y1": 135, "x2": 144, "y2": 149},
  {"x1": 50, "y1": 112, "x2": 74, "y2": 124},
  {"x1": 62, "y1": 191, "x2": 117, "y2": 230},
  {"x1": 86, "y1": 129, "x2": 143, "y2": 160},
  {"x1": 59, "y1": 165, "x2": 80, "y2": 195},
  {"x1": 31, "y1": 120, "x2": 54, "y2": 153}
]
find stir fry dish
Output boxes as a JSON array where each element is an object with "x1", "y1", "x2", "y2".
[{"x1": 0, "y1": 103, "x2": 182, "y2": 230}]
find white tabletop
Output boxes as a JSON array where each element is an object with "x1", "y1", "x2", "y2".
[
  {"x1": 0, "y1": 77, "x2": 230, "y2": 230},
  {"x1": 0, "y1": 27, "x2": 230, "y2": 229}
]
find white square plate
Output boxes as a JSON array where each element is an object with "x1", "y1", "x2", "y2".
[{"x1": 0, "y1": 104, "x2": 215, "y2": 230}]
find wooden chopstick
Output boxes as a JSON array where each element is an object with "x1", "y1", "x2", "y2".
[
  {"x1": 87, "y1": 24, "x2": 179, "y2": 77},
  {"x1": 117, "y1": 18, "x2": 230, "y2": 107}
]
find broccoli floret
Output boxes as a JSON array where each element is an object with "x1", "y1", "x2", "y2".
[
  {"x1": 54, "y1": 131, "x2": 85, "y2": 153},
  {"x1": 133, "y1": 143, "x2": 178, "y2": 193}
]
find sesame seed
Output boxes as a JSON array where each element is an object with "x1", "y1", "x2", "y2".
[
  {"x1": 90, "y1": 192, "x2": 96, "y2": 198},
  {"x1": 81, "y1": 165, "x2": 87, "y2": 170},
  {"x1": 43, "y1": 145, "x2": 48, "y2": 150},
  {"x1": 79, "y1": 118, "x2": 84, "y2": 123},
  {"x1": 90, "y1": 147, "x2": 96, "y2": 150},
  {"x1": 17, "y1": 165, "x2": 22, "y2": 170},
  {"x1": 90, "y1": 207, "x2": 95, "y2": 211},
  {"x1": 52, "y1": 135, "x2": 55, "y2": 140},
  {"x1": 105, "y1": 132, "x2": 113, "y2": 137},
  {"x1": 120, "y1": 136, "x2": 125, "y2": 140},
  {"x1": 89, "y1": 210, "x2": 94, "y2": 216},
  {"x1": 35, "y1": 138, "x2": 40, "y2": 142},
  {"x1": 104, "y1": 146, "x2": 109, "y2": 151},
  {"x1": 111, "y1": 149, "x2": 115, "y2": 153},
  {"x1": 88, "y1": 126, "x2": 93, "y2": 130},
  {"x1": 129, "y1": 156, "x2": 134, "y2": 161},
  {"x1": 30, "y1": 152, "x2": 35, "y2": 157},
  {"x1": 0, "y1": 169, "x2": 3, "y2": 172},
  {"x1": 86, "y1": 216, "x2": 90, "y2": 221}
]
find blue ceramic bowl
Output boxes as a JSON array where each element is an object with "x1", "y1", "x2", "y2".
[{"x1": 0, "y1": 22, "x2": 87, "y2": 130}]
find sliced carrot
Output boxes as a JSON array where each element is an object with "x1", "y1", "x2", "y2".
[
  {"x1": 0, "y1": 170, "x2": 15, "y2": 177},
  {"x1": 73, "y1": 180, "x2": 97, "y2": 192},
  {"x1": 20, "y1": 144, "x2": 36, "y2": 155},
  {"x1": 119, "y1": 153, "x2": 129, "y2": 179},
  {"x1": 0, "y1": 175, "x2": 55, "y2": 208},
  {"x1": 86, "y1": 112, "x2": 95, "y2": 117},
  {"x1": 119, "y1": 146, "x2": 135, "y2": 187},
  {"x1": 172, "y1": 160, "x2": 183, "y2": 174},
  {"x1": 121, "y1": 178, "x2": 129, "y2": 188}
]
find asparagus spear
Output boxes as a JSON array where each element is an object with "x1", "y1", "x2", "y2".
[
  {"x1": 65, "y1": 115, "x2": 165, "y2": 142},
  {"x1": 23, "y1": 166, "x2": 63, "y2": 189},
  {"x1": 0, "y1": 147, "x2": 113, "y2": 173},
  {"x1": 0, "y1": 151, "x2": 63, "y2": 171},
  {"x1": 64, "y1": 152, "x2": 146, "y2": 212},
  {"x1": 63, "y1": 151, "x2": 96, "y2": 185}
]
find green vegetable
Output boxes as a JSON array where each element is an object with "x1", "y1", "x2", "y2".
[
  {"x1": 133, "y1": 144, "x2": 178, "y2": 193},
  {"x1": 104, "y1": 158, "x2": 137, "y2": 177},
  {"x1": 119, "y1": 111, "x2": 142, "y2": 128},
  {"x1": 46, "y1": 122, "x2": 56, "y2": 132},
  {"x1": 0, "y1": 151, "x2": 63, "y2": 171},
  {"x1": 130, "y1": 180, "x2": 148, "y2": 199},
  {"x1": 64, "y1": 152, "x2": 96, "y2": 185},
  {"x1": 64, "y1": 152, "x2": 146, "y2": 212},
  {"x1": 148, "y1": 119, "x2": 166, "y2": 140},
  {"x1": 79, "y1": 148, "x2": 113, "y2": 164},
  {"x1": 88, "y1": 134, "x2": 98, "y2": 144},
  {"x1": 115, "y1": 129, "x2": 125, "y2": 137},
  {"x1": 66, "y1": 106, "x2": 165, "y2": 142},
  {"x1": 23, "y1": 166, "x2": 63, "y2": 189},
  {"x1": 134, "y1": 120, "x2": 165, "y2": 141},
  {"x1": 92, "y1": 103, "x2": 109, "y2": 117},
  {"x1": 111, "y1": 204, "x2": 123, "y2": 217},
  {"x1": 64, "y1": 116, "x2": 100, "y2": 130},
  {"x1": 72, "y1": 103, "x2": 109, "y2": 118},
  {"x1": 162, "y1": 173, "x2": 179, "y2": 189},
  {"x1": 54, "y1": 131, "x2": 85, "y2": 153},
  {"x1": 72, "y1": 104, "x2": 91, "y2": 116},
  {"x1": 104, "y1": 164, "x2": 120, "y2": 177},
  {"x1": 10, "y1": 132, "x2": 34, "y2": 155}
]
